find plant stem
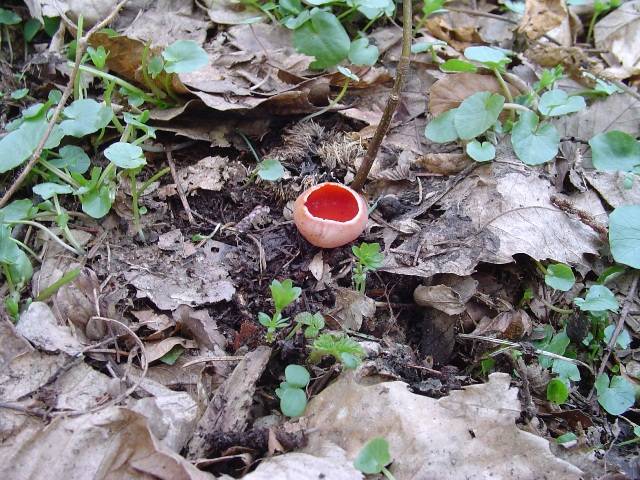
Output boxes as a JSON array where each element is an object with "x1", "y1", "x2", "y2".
[
  {"x1": 53, "y1": 194, "x2": 85, "y2": 253},
  {"x1": 493, "y1": 68, "x2": 513, "y2": 103},
  {"x1": 3, "y1": 220, "x2": 81, "y2": 255},
  {"x1": 35, "y1": 267, "x2": 80, "y2": 301},
  {"x1": 586, "y1": 12, "x2": 600, "y2": 44},
  {"x1": 381, "y1": 466, "x2": 397, "y2": 480},
  {"x1": 299, "y1": 77, "x2": 350, "y2": 123},
  {"x1": 538, "y1": 297, "x2": 573, "y2": 315},
  {"x1": 37, "y1": 158, "x2": 81, "y2": 188},
  {"x1": 76, "y1": 64, "x2": 161, "y2": 106},
  {"x1": 139, "y1": 167, "x2": 170, "y2": 196},
  {"x1": 502, "y1": 103, "x2": 532, "y2": 113},
  {"x1": 9, "y1": 237, "x2": 40, "y2": 260},
  {"x1": 129, "y1": 171, "x2": 143, "y2": 240},
  {"x1": 351, "y1": 0, "x2": 412, "y2": 192},
  {"x1": 337, "y1": 6, "x2": 357, "y2": 19}
]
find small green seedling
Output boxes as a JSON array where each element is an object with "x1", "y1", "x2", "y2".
[
  {"x1": 595, "y1": 373, "x2": 635, "y2": 415},
  {"x1": 258, "y1": 279, "x2": 301, "y2": 342},
  {"x1": 539, "y1": 262, "x2": 576, "y2": 292},
  {"x1": 352, "y1": 242, "x2": 384, "y2": 293},
  {"x1": 309, "y1": 333, "x2": 365, "y2": 368},
  {"x1": 354, "y1": 437, "x2": 396, "y2": 480},
  {"x1": 275, "y1": 364, "x2": 311, "y2": 417},
  {"x1": 288, "y1": 311, "x2": 325, "y2": 339}
]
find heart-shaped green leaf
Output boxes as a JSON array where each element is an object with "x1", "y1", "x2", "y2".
[
  {"x1": 257, "y1": 158, "x2": 284, "y2": 181},
  {"x1": 511, "y1": 110, "x2": 559, "y2": 165},
  {"x1": 0, "y1": 116, "x2": 64, "y2": 173},
  {"x1": 589, "y1": 131, "x2": 640, "y2": 172},
  {"x1": 425, "y1": 109, "x2": 458, "y2": 143},
  {"x1": 440, "y1": 59, "x2": 477, "y2": 73},
  {"x1": 162, "y1": 40, "x2": 208, "y2": 73},
  {"x1": 466, "y1": 140, "x2": 495, "y2": 162},
  {"x1": 547, "y1": 378, "x2": 569, "y2": 404},
  {"x1": 464, "y1": 46, "x2": 511, "y2": 69},
  {"x1": 552, "y1": 359, "x2": 580, "y2": 382},
  {"x1": 538, "y1": 89, "x2": 586, "y2": 116},
  {"x1": 104, "y1": 142, "x2": 146, "y2": 169},
  {"x1": 454, "y1": 92, "x2": 504, "y2": 140},
  {"x1": 293, "y1": 9, "x2": 350, "y2": 69},
  {"x1": 354, "y1": 437, "x2": 392, "y2": 474},
  {"x1": 574, "y1": 285, "x2": 619, "y2": 313},
  {"x1": 51, "y1": 145, "x2": 90, "y2": 174},
  {"x1": 33, "y1": 182, "x2": 73, "y2": 199},
  {"x1": 60, "y1": 99, "x2": 113, "y2": 137},
  {"x1": 348, "y1": 37, "x2": 379, "y2": 66},
  {"x1": 609, "y1": 205, "x2": 640, "y2": 268},
  {"x1": 595, "y1": 374, "x2": 635, "y2": 415},
  {"x1": 545, "y1": 263, "x2": 575, "y2": 291}
]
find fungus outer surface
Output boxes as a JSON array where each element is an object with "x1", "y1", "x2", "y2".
[{"x1": 305, "y1": 184, "x2": 359, "y2": 222}]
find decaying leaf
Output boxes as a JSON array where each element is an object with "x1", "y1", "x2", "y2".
[
  {"x1": 518, "y1": 0, "x2": 568, "y2": 41},
  {"x1": 383, "y1": 162, "x2": 605, "y2": 278},
  {"x1": 595, "y1": 0, "x2": 640, "y2": 78},
  {"x1": 472, "y1": 310, "x2": 534, "y2": 340},
  {"x1": 54, "y1": 267, "x2": 102, "y2": 339},
  {"x1": 144, "y1": 337, "x2": 197, "y2": 363},
  {"x1": 173, "y1": 305, "x2": 227, "y2": 352},
  {"x1": 428, "y1": 73, "x2": 520, "y2": 116},
  {"x1": 414, "y1": 277, "x2": 478, "y2": 315},
  {"x1": 0, "y1": 407, "x2": 213, "y2": 480},
  {"x1": 331, "y1": 287, "x2": 376, "y2": 331},
  {"x1": 303, "y1": 372, "x2": 583, "y2": 478},
  {"x1": 123, "y1": 240, "x2": 235, "y2": 310},
  {"x1": 16, "y1": 302, "x2": 83, "y2": 355},
  {"x1": 554, "y1": 94, "x2": 640, "y2": 139},
  {"x1": 583, "y1": 170, "x2": 640, "y2": 208}
]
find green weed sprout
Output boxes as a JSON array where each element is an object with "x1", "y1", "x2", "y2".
[
  {"x1": 275, "y1": 364, "x2": 310, "y2": 417},
  {"x1": 352, "y1": 242, "x2": 384, "y2": 293},
  {"x1": 354, "y1": 437, "x2": 396, "y2": 480},
  {"x1": 287, "y1": 311, "x2": 326, "y2": 340},
  {"x1": 258, "y1": 279, "x2": 301, "y2": 342},
  {"x1": 309, "y1": 333, "x2": 365, "y2": 369}
]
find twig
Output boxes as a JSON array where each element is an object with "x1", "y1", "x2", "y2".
[
  {"x1": 457, "y1": 333, "x2": 594, "y2": 374},
  {"x1": 165, "y1": 148, "x2": 195, "y2": 224},
  {"x1": 551, "y1": 195, "x2": 608, "y2": 241},
  {"x1": 0, "y1": 0, "x2": 129, "y2": 208},
  {"x1": 589, "y1": 274, "x2": 639, "y2": 400},
  {"x1": 351, "y1": 0, "x2": 412, "y2": 192}
]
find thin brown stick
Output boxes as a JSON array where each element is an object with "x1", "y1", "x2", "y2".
[
  {"x1": 551, "y1": 195, "x2": 608, "y2": 240},
  {"x1": 0, "y1": 0, "x2": 129, "y2": 209},
  {"x1": 165, "y1": 148, "x2": 195, "y2": 224},
  {"x1": 351, "y1": 0, "x2": 412, "y2": 192},
  {"x1": 589, "y1": 273, "x2": 639, "y2": 400}
]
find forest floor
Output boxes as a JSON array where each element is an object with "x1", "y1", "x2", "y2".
[{"x1": 0, "y1": 0, "x2": 639, "y2": 479}]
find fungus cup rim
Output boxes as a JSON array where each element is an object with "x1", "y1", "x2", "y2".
[{"x1": 300, "y1": 182, "x2": 364, "y2": 225}]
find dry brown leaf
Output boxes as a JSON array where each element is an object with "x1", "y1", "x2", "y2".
[
  {"x1": 414, "y1": 277, "x2": 477, "y2": 315},
  {"x1": 383, "y1": 162, "x2": 605, "y2": 278},
  {"x1": 595, "y1": 0, "x2": 640, "y2": 78},
  {"x1": 554, "y1": 93, "x2": 640, "y2": 139},
  {"x1": 472, "y1": 310, "x2": 533, "y2": 340},
  {"x1": 173, "y1": 305, "x2": 227, "y2": 352},
  {"x1": 303, "y1": 373, "x2": 583, "y2": 479},
  {"x1": 144, "y1": 337, "x2": 197, "y2": 363},
  {"x1": 519, "y1": 0, "x2": 568, "y2": 40},
  {"x1": 416, "y1": 152, "x2": 472, "y2": 174},
  {"x1": 0, "y1": 407, "x2": 214, "y2": 480},
  {"x1": 204, "y1": 0, "x2": 266, "y2": 24},
  {"x1": 24, "y1": 0, "x2": 118, "y2": 25},
  {"x1": 123, "y1": 240, "x2": 235, "y2": 310},
  {"x1": 330, "y1": 287, "x2": 376, "y2": 331},
  {"x1": 583, "y1": 170, "x2": 640, "y2": 208},
  {"x1": 16, "y1": 302, "x2": 83, "y2": 355},
  {"x1": 54, "y1": 267, "x2": 103, "y2": 339},
  {"x1": 132, "y1": 309, "x2": 175, "y2": 339},
  {"x1": 428, "y1": 73, "x2": 520, "y2": 116}
]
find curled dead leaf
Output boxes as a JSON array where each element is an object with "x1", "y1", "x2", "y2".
[
  {"x1": 518, "y1": 0, "x2": 568, "y2": 41},
  {"x1": 472, "y1": 310, "x2": 533, "y2": 340},
  {"x1": 428, "y1": 73, "x2": 520, "y2": 116},
  {"x1": 54, "y1": 267, "x2": 103, "y2": 339}
]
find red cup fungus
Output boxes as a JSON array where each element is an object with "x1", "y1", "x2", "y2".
[{"x1": 293, "y1": 182, "x2": 368, "y2": 248}]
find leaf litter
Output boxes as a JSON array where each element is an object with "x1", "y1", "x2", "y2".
[{"x1": 1, "y1": 0, "x2": 640, "y2": 479}]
